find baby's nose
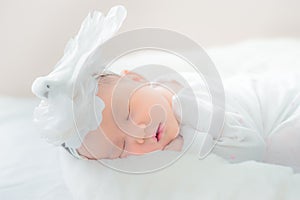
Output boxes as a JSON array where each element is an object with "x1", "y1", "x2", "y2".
[{"x1": 31, "y1": 77, "x2": 52, "y2": 100}]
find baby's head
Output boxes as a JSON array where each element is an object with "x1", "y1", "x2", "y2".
[{"x1": 77, "y1": 70, "x2": 183, "y2": 159}]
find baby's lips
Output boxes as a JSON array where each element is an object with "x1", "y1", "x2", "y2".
[
  {"x1": 158, "y1": 123, "x2": 164, "y2": 133},
  {"x1": 157, "y1": 123, "x2": 166, "y2": 141},
  {"x1": 152, "y1": 122, "x2": 163, "y2": 142}
]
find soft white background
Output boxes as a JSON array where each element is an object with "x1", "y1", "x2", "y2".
[{"x1": 0, "y1": 0, "x2": 300, "y2": 96}]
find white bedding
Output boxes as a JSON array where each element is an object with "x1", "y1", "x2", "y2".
[
  {"x1": 60, "y1": 150, "x2": 300, "y2": 200},
  {"x1": 1, "y1": 39, "x2": 300, "y2": 200},
  {"x1": 0, "y1": 97, "x2": 73, "y2": 200}
]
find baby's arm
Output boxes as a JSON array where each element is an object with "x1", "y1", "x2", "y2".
[
  {"x1": 172, "y1": 72, "x2": 266, "y2": 163},
  {"x1": 212, "y1": 111, "x2": 266, "y2": 163},
  {"x1": 210, "y1": 74, "x2": 270, "y2": 163}
]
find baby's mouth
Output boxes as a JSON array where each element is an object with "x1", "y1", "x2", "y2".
[{"x1": 154, "y1": 123, "x2": 164, "y2": 142}]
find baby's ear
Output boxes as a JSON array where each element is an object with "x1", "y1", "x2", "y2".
[
  {"x1": 121, "y1": 69, "x2": 130, "y2": 76},
  {"x1": 121, "y1": 70, "x2": 145, "y2": 82}
]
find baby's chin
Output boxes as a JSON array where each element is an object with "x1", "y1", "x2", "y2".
[{"x1": 118, "y1": 136, "x2": 183, "y2": 159}]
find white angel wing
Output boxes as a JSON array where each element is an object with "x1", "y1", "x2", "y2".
[
  {"x1": 54, "y1": 5, "x2": 127, "y2": 72},
  {"x1": 63, "y1": 6, "x2": 127, "y2": 148},
  {"x1": 32, "y1": 5, "x2": 127, "y2": 148}
]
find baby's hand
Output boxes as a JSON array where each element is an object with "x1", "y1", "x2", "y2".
[{"x1": 163, "y1": 135, "x2": 184, "y2": 152}]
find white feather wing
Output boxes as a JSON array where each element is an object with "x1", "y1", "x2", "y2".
[{"x1": 33, "y1": 6, "x2": 127, "y2": 148}]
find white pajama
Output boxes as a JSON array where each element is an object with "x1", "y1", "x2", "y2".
[{"x1": 170, "y1": 70, "x2": 300, "y2": 171}]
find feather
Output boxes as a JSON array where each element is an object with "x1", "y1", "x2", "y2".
[{"x1": 31, "y1": 5, "x2": 127, "y2": 148}]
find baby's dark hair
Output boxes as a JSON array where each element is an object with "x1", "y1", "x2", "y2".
[{"x1": 95, "y1": 70, "x2": 120, "y2": 84}]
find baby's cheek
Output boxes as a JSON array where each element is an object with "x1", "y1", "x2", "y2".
[
  {"x1": 168, "y1": 113, "x2": 181, "y2": 138},
  {"x1": 163, "y1": 135, "x2": 184, "y2": 151}
]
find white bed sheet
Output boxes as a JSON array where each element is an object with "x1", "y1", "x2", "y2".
[{"x1": 0, "y1": 97, "x2": 73, "y2": 200}]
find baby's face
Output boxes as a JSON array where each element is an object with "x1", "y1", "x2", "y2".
[{"x1": 77, "y1": 71, "x2": 181, "y2": 159}]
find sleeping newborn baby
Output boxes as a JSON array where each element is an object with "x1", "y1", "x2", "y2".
[
  {"x1": 73, "y1": 70, "x2": 184, "y2": 159},
  {"x1": 63, "y1": 68, "x2": 300, "y2": 172}
]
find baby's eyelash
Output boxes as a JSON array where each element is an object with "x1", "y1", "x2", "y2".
[{"x1": 127, "y1": 104, "x2": 130, "y2": 120}]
